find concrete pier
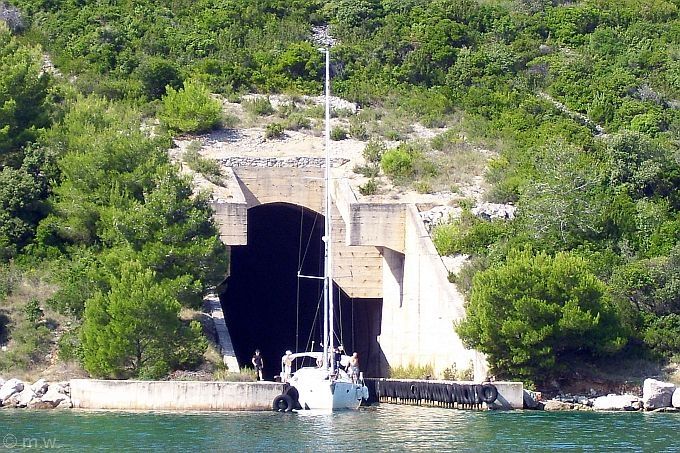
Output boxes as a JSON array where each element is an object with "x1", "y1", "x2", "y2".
[
  {"x1": 70, "y1": 379, "x2": 285, "y2": 411},
  {"x1": 367, "y1": 379, "x2": 524, "y2": 410}
]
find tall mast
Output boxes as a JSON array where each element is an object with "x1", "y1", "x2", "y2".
[{"x1": 322, "y1": 47, "x2": 334, "y2": 375}]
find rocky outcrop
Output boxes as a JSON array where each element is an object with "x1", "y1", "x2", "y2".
[
  {"x1": 642, "y1": 379, "x2": 676, "y2": 410},
  {"x1": 592, "y1": 394, "x2": 642, "y2": 411},
  {"x1": 543, "y1": 400, "x2": 591, "y2": 411},
  {"x1": 471, "y1": 203, "x2": 516, "y2": 221},
  {"x1": 0, "y1": 378, "x2": 72, "y2": 409},
  {"x1": 0, "y1": 378, "x2": 24, "y2": 402},
  {"x1": 31, "y1": 378, "x2": 49, "y2": 397},
  {"x1": 420, "y1": 205, "x2": 459, "y2": 232},
  {"x1": 40, "y1": 383, "x2": 71, "y2": 408}
]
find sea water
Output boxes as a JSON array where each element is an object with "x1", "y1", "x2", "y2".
[{"x1": 0, "y1": 404, "x2": 678, "y2": 451}]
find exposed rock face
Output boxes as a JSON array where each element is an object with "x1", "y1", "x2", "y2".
[
  {"x1": 31, "y1": 378, "x2": 49, "y2": 397},
  {"x1": 643, "y1": 379, "x2": 676, "y2": 410},
  {"x1": 0, "y1": 378, "x2": 24, "y2": 402},
  {"x1": 544, "y1": 400, "x2": 576, "y2": 411},
  {"x1": 0, "y1": 377, "x2": 72, "y2": 409},
  {"x1": 672, "y1": 388, "x2": 680, "y2": 409},
  {"x1": 592, "y1": 394, "x2": 641, "y2": 411},
  {"x1": 15, "y1": 387, "x2": 36, "y2": 408},
  {"x1": 41, "y1": 384, "x2": 69, "y2": 407},
  {"x1": 420, "y1": 205, "x2": 459, "y2": 232},
  {"x1": 27, "y1": 400, "x2": 56, "y2": 409},
  {"x1": 471, "y1": 203, "x2": 516, "y2": 221}
]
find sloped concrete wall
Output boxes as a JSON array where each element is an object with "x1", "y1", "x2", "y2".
[
  {"x1": 378, "y1": 206, "x2": 487, "y2": 380},
  {"x1": 70, "y1": 379, "x2": 285, "y2": 411}
]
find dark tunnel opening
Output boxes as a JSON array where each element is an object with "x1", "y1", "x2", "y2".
[{"x1": 220, "y1": 203, "x2": 386, "y2": 380}]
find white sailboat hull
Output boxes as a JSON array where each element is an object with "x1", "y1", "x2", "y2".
[{"x1": 289, "y1": 367, "x2": 367, "y2": 411}]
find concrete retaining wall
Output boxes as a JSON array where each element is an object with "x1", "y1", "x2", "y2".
[
  {"x1": 70, "y1": 379, "x2": 285, "y2": 411},
  {"x1": 379, "y1": 205, "x2": 487, "y2": 380}
]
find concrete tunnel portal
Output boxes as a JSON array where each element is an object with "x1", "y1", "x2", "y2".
[{"x1": 220, "y1": 202, "x2": 384, "y2": 380}]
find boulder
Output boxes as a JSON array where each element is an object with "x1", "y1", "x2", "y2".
[
  {"x1": 643, "y1": 379, "x2": 676, "y2": 410},
  {"x1": 592, "y1": 394, "x2": 641, "y2": 411},
  {"x1": 471, "y1": 203, "x2": 517, "y2": 221},
  {"x1": 543, "y1": 400, "x2": 574, "y2": 411},
  {"x1": 673, "y1": 388, "x2": 680, "y2": 409},
  {"x1": 56, "y1": 397, "x2": 72, "y2": 409},
  {"x1": 650, "y1": 407, "x2": 679, "y2": 413},
  {"x1": 28, "y1": 400, "x2": 56, "y2": 409},
  {"x1": 0, "y1": 378, "x2": 24, "y2": 402},
  {"x1": 41, "y1": 385, "x2": 68, "y2": 406},
  {"x1": 15, "y1": 387, "x2": 36, "y2": 408},
  {"x1": 31, "y1": 378, "x2": 49, "y2": 397}
]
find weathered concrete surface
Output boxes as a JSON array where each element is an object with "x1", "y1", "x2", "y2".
[
  {"x1": 212, "y1": 162, "x2": 486, "y2": 379},
  {"x1": 335, "y1": 180, "x2": 405, "y2": 253},
  {"x1": 70, "y1": 379, "x2": 285, "y2": 411},
  {"x1": 211, "y1": 167, "x2": 247, "y2": 245},
  {"x1": 204, "y1": 293, "x2": 239, "y2": 372},
  {"x1": 487, "y1": 381, "x2": 524, "y2": 410},
  {"x1": 378, "y1": 205, "x2": 486, "y2": 380}
]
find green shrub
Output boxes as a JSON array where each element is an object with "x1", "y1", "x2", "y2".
[
  {"x1": 330, "y1": 126, "x2": 348, "y2": 141},
  {"x1": 25, "y1": 298, "x2": 43, "y2": 324},
  {"x1": 353, "y1": 164, "x2": 380, "y2": 178},
  {"x1": 243, "y1": 97, "x2": 274, "y2": 116},
  {"x1": 643, "y1": 314, "x2": 680, "y2": 358},
  {"x1": 381, "y1": 144, "x2": 419, "y2": 180},
  {"x1": 214, "y1": 367, "x2": 257, "y2": 381},
  {"x1": 359, "y1": 178, "x2": 378, "y2": 195},
  {"x1": 388, "y1": 363, "x2": 434, "y2": 379},
  {"x1": 183, "y1": 143, "x2": 224, "y2": 184},
  {"x1": 349, "y1": 118, "x2": 368, "y2": 140},
  {"x1": 414, "y1": 181, "x2": 432, "y2": 194},
  {"x1": 283, "y1": 113, "x2": 311, "y2": 131},
  {"x1": 362, "y1": 139, "x2": 386, "y2": 164},
  {"x1": 265, "y1": 122, "x2": 285, "y2": 139},
  {"x1": 160, "y1": 80, "x2": 222, "y2": 133},
  {"x1": 58, "y1": 327, "x2": 84, "y2": 362},
  {"x1": 433, "y1": 212, "x2": 510, "y2": 256}
]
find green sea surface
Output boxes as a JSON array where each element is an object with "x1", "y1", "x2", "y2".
[{"x1": 1, "y1": 404, "x2": 678, "y2": 452}]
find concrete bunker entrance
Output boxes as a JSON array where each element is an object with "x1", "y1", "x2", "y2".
[{"x1": 220, "y1": 202, "x2": 384, "y2": 379}]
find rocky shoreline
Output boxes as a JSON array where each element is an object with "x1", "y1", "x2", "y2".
[
  {"x1": 531, "y1": 379, "x2": 680, "y2": 412},
  {"x1": 0, "y1": 378, "x2": 72, "y2": 409}
]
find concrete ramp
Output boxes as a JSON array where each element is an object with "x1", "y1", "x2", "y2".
[{"x1": 204, "y1": 293, "x2": 240, "y2": 371}]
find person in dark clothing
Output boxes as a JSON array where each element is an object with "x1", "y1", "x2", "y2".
[
  {"x1": 252, "y1": 349, "x2": 264, "y2": 381},
  {"x1": 333, "y1": 346, "x2": 342, "y2": 371}
]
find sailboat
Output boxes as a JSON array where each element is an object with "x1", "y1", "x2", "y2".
[{"x1": 280, "y1": 48, "x2": 368, "y2": 411}]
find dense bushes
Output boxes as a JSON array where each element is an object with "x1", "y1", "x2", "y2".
[
  {"x1": 160, "y1": 80, "x2": 223, "y2": 133},
  {"x1": 457, "y1": 249, "x2": 627, "y2": 385}
]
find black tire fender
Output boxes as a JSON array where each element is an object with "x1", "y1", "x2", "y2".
[
  {"x1": 481, "y1": 383, "x2": 499, "y2": 404},
  {"x1": 272, "y1": 394, "x2": 294, "y2": 412}
]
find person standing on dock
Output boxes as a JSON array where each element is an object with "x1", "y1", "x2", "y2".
[
  {"x1": 252, "y1": 349, "x2": 264, "y2": 381},
  {"x1": 349, "y1": 352, "x2": 360, "y2": 383},
  {"x1": 282, "y1": 350, "x2": 293, "y2": 382}
]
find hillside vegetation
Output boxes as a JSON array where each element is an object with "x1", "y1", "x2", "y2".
[{"x1": 1, "y1": 0, "x2": 679, "y2": 386}]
